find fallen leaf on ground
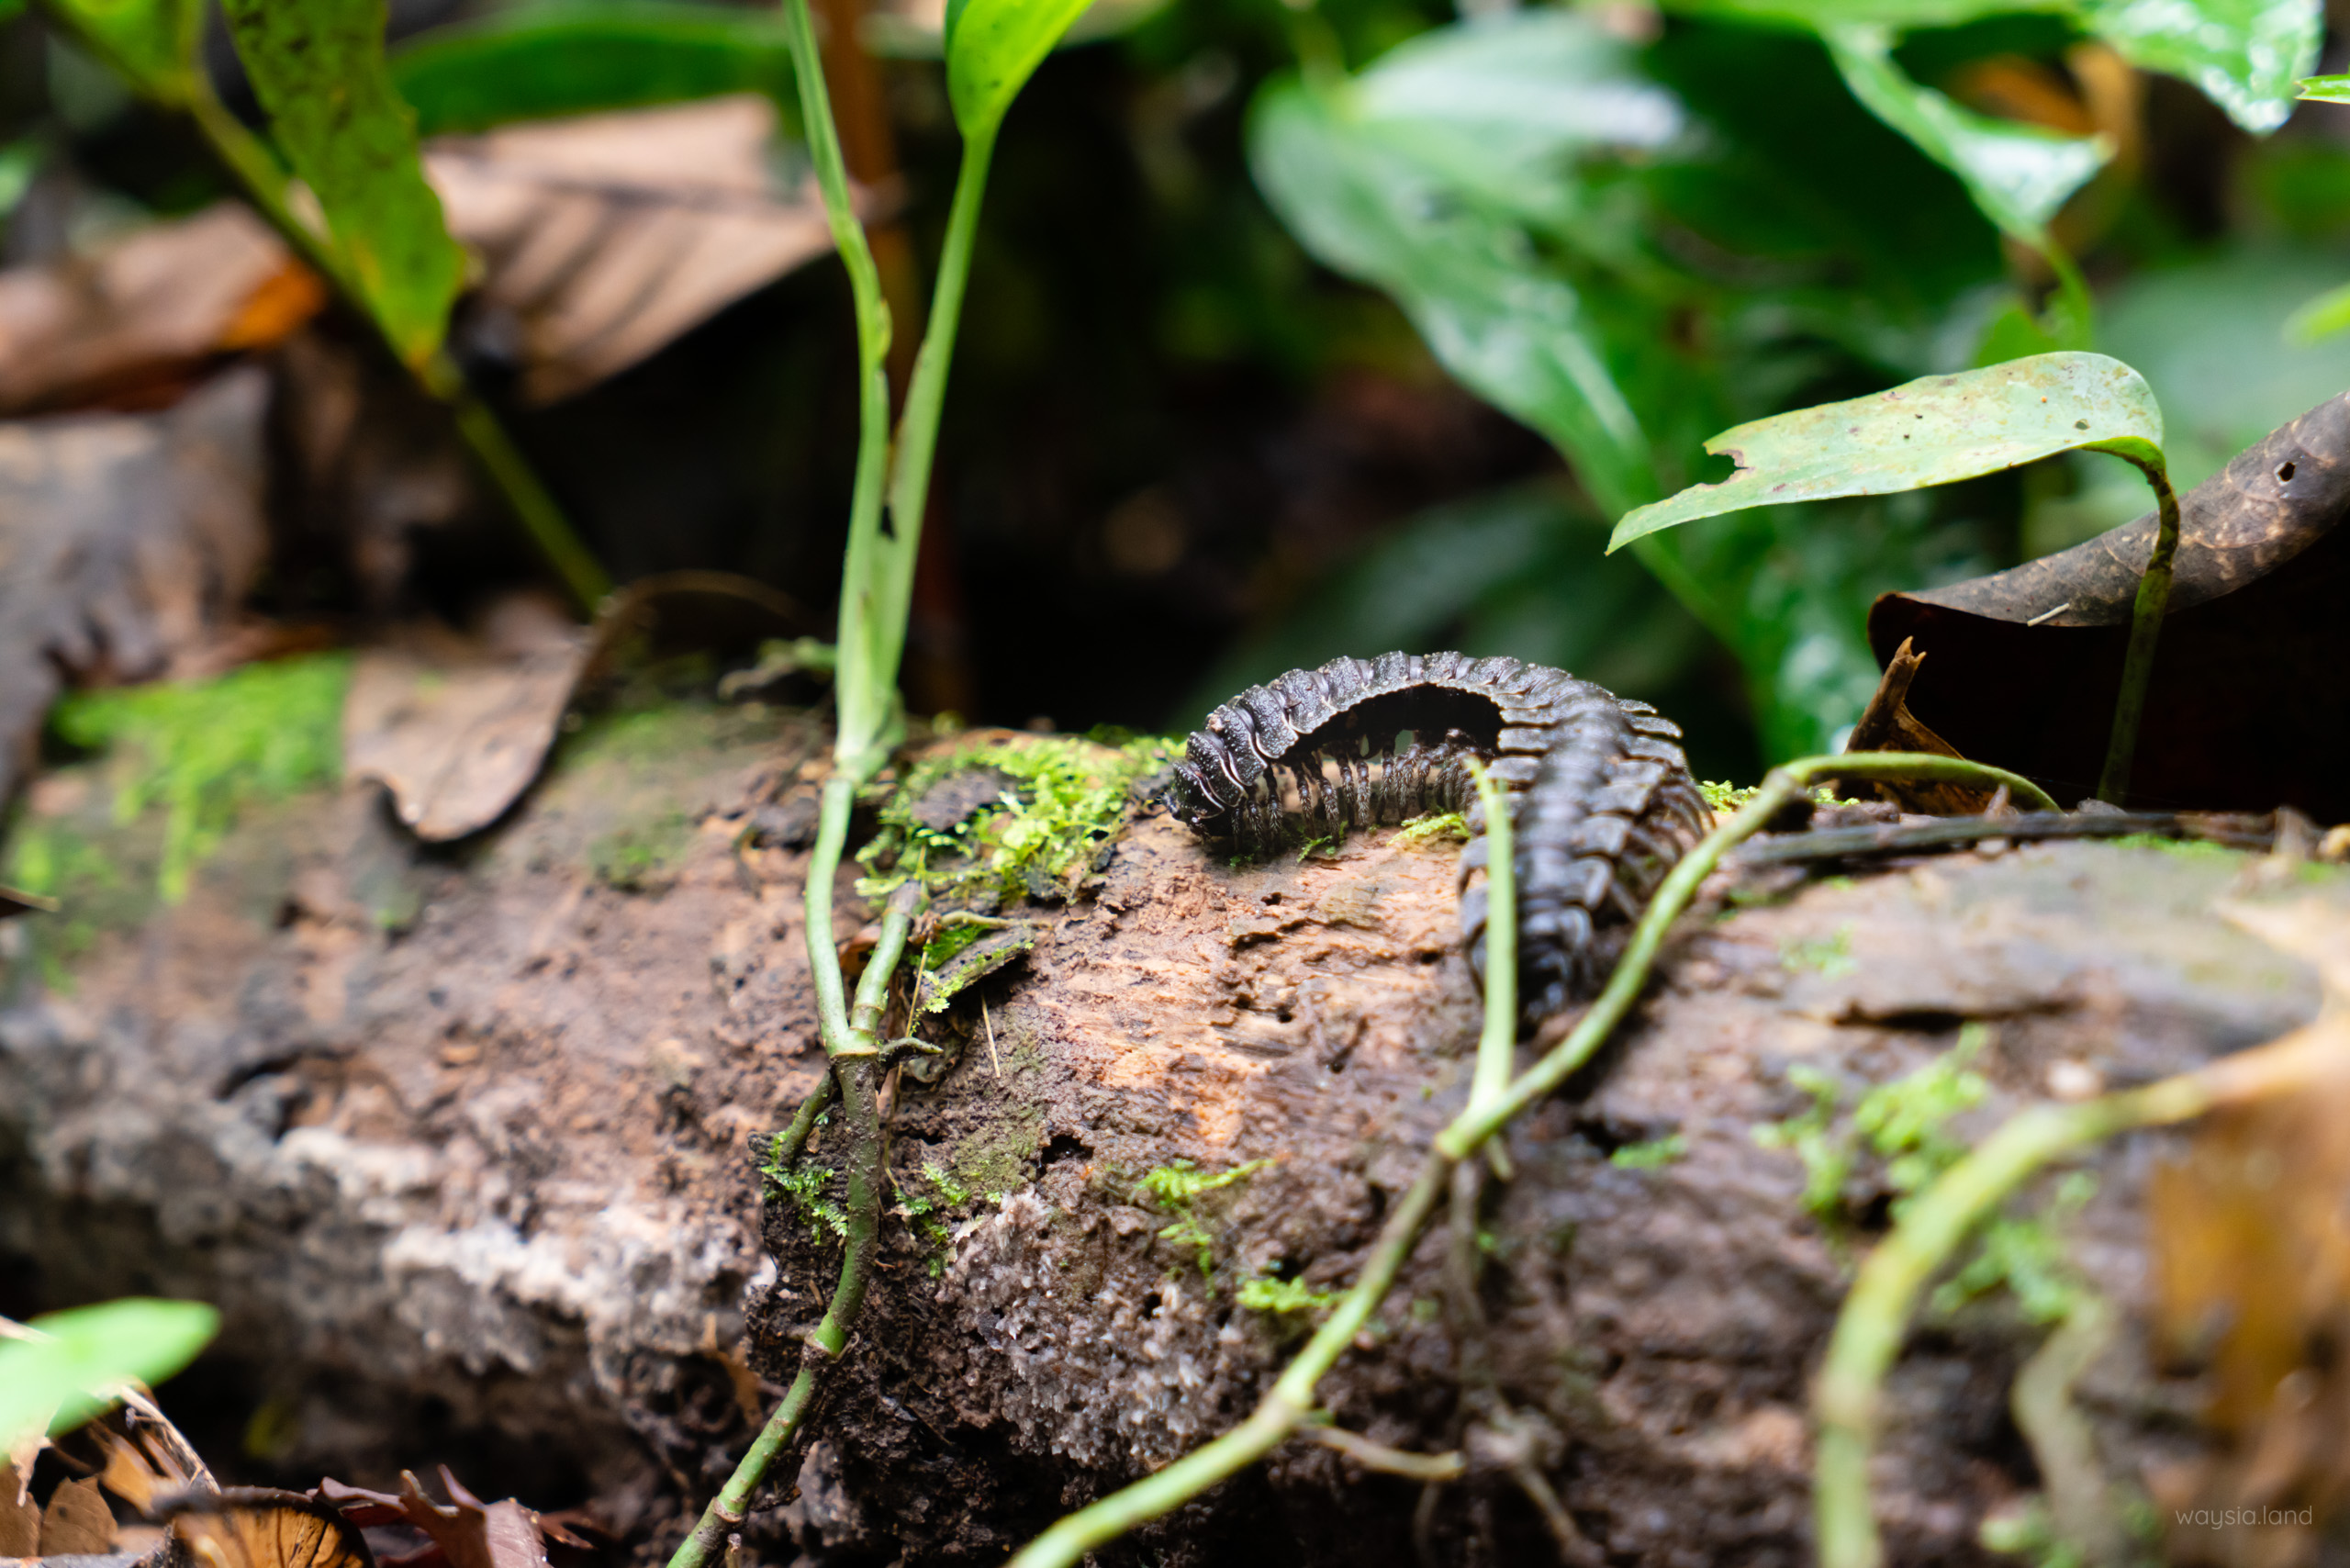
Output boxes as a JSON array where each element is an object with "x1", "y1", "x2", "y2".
[
  {"x1": 151, "y1": 1489, "x2": 376, "y2": 1568},
  {"x1": 0, "y1": 204, "x2": 323, "y2": 417},
  {"x1": 0, "y1": 364, "x2": 269, "y2": 812},
  {"x1": 1870, "y1": 389, "x2": 2350, "y2": 816},
  {"x1": 39, "y1": 1476, "x2": 113, "y2": 1554},
  {"x1": 343, "y1": 599, "x2": 590, "y2": 843},
  {"x1": 427, "y1": 95, "x2": 871, "y2": 404},
  {"x1": 1829, "y1": 637, "x2": 1992, "y2": 814},
  {"x1": 2149, "y1": 899, "x2": 2350, "y2": 1557},
  {"x1": 317, "y1": 1469, "x2": 576, "y2": 1568}
]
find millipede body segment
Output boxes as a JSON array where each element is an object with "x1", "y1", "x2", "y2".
[{"x1": 1167, "y1": 652, "x2": 1710, "y2": 1023}]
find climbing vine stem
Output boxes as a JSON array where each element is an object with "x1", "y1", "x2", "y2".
[
  {"x1": 1008, "y1": 751, "x2": 2053, "y2": 1568},
  {"x1": 1814, "y1": 954, "x2": 2347, "y2": 1568}
]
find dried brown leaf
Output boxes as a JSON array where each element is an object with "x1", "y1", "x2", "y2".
[
  {"x1": 1870, "y1": 391, "x2": 2350, "y2": 816},
  {"x1": 2150, "y1": 901, "x2": 2350, "y2": 1551},
  {"x1": 342, "y1": 600, "x2": 589, "y2": 843},
  {"x1": 0, "y1": 205, "x2": 321, "y2": 417},
  {"x1": 0, "y1": 1462, "x2": 38, "y2": 1555},
  {"x1": 315, "y1": 1471, "x2": 547, "y2": 1568},
  {"x1": 426, "y1": 96, "x2": 863, "y2": 405},
  {"x1": 39, "y1": 1476, "x2": 114, "y2": 1554},
  {"x1": 156, "y1": 1489, "x2": 375, "y2": 1568}
]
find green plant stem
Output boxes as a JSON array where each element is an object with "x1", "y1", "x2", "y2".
[
  {"x1": 785, "y1": 0, "x2": 900, "y2": 780},
  {"x1": 1466, "y1": 760, "x2": 1516, "y2": 1123},
  {"x1": 1811, "y1": 1006, "x2": 2350, "y2": 1568},
  {"x1": 1007, "y1": 1151, "x2": 1451, "y2": 1568},
  {"x1": 1438, "y1": 752, "x2": 2054, "y2": 1160},
  {"x1": 2094, "y1": 455, "x2": 2183, "y2": 806},
  {"x1": 174, "y1": 63, "x2": 613, "y2": 612},
  {"x1": 664, "y1": 8, "x2": 948, "y2": 1555},
  {"x1": 666, "y1": 879, "x2": 918, "y2": 1568},
  {"x1": 1012, "y1": 750, "x2": 2054, "y2": 1567}
]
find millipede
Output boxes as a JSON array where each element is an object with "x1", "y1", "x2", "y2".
[{"x1": 1167, "y1": 652, "x2": 1711, "y2": 1024}]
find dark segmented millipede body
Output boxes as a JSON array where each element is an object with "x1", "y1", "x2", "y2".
[{"x1": 1167, "y1": 652, "x2": 1710, "y2": 1023}]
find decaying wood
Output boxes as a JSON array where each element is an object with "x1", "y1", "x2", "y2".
[{"x1": 0, "y1": 700, "x2": 2333, "y2": 1564}]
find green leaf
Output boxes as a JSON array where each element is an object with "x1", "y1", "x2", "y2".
[
  {"x1": 1611, "y1": 350, "x2": 2162, "y2": 548},
  {"x1": 0, "y1": 1298, "x2": 218, "y2": 1446},
  {"x1": 2300, "y1": 72, "x2": 2350, "y2": 102},
  {"x1": 388, "y1": 2, "x2": 798, "y2": 137},
  {"x1": 42, "y1": 0, "x2": 201, "y2": 99},
  {"x1": 1821, "y1": 22, "x2": 2108, "y2": 244},
  {"x1": 942, "y1": 0, "x2": 1094, "y2": 142},
  {"x1": 2079, "y1": 0, "x2": 2320, "y2": 133},
  {"x1": 1248, "y1": 74, "x2": 1655, "y2": 518},
  {"x1": 2285, "y1": 276, "x2": 2350, "y2": 343},
  {"x1": 222, "y1": 0, "x2": 467, "y2": 369}
]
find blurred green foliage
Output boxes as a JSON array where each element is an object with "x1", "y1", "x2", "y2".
[{"x1": 1, "y1": 0, "x2": 2341, "y2": 770}]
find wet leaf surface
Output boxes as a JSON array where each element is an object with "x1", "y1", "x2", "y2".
[{"x1": 1870, "y1": 390, "x2": 2350, "y2": 814}]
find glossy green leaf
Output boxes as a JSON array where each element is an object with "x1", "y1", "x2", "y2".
[
  {"x1": 1249, "y1": 75, "x2": 1655, "y2": 519},
  {"x1": 1822, "y1": 23, "x2": 2108, "y2": 244},
  {"x1": 2080, "y1": 0, "x2": 2319, "y2": 133},
  {"x1": 2300, "y1": 72, "x2": 2350, "y2": 102},
  {"x1": 388, "y1": 3, "x2": 797, "y2": 137},
  {"x1": 943, "y1": 0, "x2": 1094, "y2": 142},
  {"x1": 0, "y1": 1298, "x2": 218, "y2": 1446},
  {"x1": 41, "y1": 0, "x2": 201, "y2": 99},
  {"x1": 1612, "y1": 351, "x2": 2162, "y2": 548},
  {"x1": 867, "y1": 0, "x2": 1163, "y2": 59},
  {"x1": 223, "y1": 0, "x2": 466, "y2": 369}
]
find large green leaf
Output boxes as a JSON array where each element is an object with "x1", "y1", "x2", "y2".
[
  {"x1": 0, "y1": 1298, "x2": 218, "y2": 1445},
  {"x1": 2080, "y1": 0, "x2": 2319, "y2": 133},
  {"x1": 942, "y1": 0, "x2": 1094, "y2": 142},
  {"x1": 1611, "y1": 351, "x2": 2162, "y2": 547},
  {"x1": 222, "y1": 0, "x2": 466, "y2": 369},
  {"x1": 40, "y1": 0, "x2": 201, "y2": 99},
  {"x1": 388, "y1": 2, "x2": 796, "y2": 137},
  {"x1": 1822, "y1": 22, "x2": 2108, "y2": 244},
  {"x1": 1249, "y1": 75, "x2": 1656, "y2": 519}
]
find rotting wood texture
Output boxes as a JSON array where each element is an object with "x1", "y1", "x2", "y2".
[{"x1": 0, "y1": 700, "x2": 2334, "y2": 1564}]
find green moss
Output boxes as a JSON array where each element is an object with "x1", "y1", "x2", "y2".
[
  {"x1": 1932, "y1": 1170, "x2": 2096, "y2": 1324},
  {"x1": 1781, "y1": 923, "x2": 1858, "y2": 976},
  {"x1": 1393, "y1": 811, "x2": 1469, "y2": 846},
  {"x1": 1753, "y1": 1025, "x2": 1990, "y2": 1225},
  {"x1": 923, "y1": 1160, "x2": 972, "y2": 1207},
  {"x1": 2102, "y1": 834, "x2": 2240, "y2": 860},
  {"x1": 948, "y1": 1099, "x2": 1046, "y2": 1202},
  {"x1": 1237, "y1": 1274, "x2": 1341, "y2": 1316},
  {"x1": 588, "y1": 810, "x2": 696, "y2": 890},
  {"x1": 20, "y1": 655, "x2": 348, "y2": 906},
  {"x1": 761, "y1": 1148, "x2": 849, "y2": 1247},
  {"x1": 1609, "y1": 1133, "x2": 1687, "y2": 1170},
  {"x1": 856, "y1": 733, "x2": 1177, "y2": 903},
  {"x1": 1138, "y1": 1158, "x2": 1270, "y2": 1278}
]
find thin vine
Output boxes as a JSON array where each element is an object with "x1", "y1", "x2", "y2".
[{"x1": 1007, "y1": 751, "x2": 2054, "y2": 1568}]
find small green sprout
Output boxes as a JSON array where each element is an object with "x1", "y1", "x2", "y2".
[
  {"x1": 1137, "y1": 1158, "x2": 1271, "y2": 1278},
  {"x1": 1237, "y1": 1275, "x2": 1342, "y2": 1316},
  {"x1": 1393, "y1": 811, "x2": 1470, "y2": 846}
]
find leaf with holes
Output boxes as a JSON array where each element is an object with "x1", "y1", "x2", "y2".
[
  {"x1": 1610, "y1": 352, "x2": 2164, "y2": 550},
  {"x1": 221, "y1": 0, "x2": 466, "y2": 369}
]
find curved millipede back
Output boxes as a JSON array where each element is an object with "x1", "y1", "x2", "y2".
[{"x1": 1166, "y1": 651, "x2": 1708, "y2": 1024}]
